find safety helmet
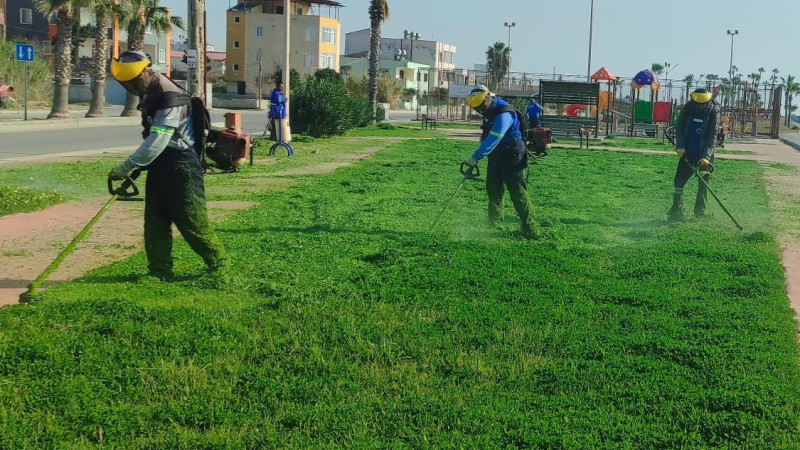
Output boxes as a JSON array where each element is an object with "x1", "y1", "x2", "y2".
[
  {"x1": 690, "y1": 88, "x2": 712, "y2": 104},
  {"x1": 110, "y1": 50, "x2": 152, "y2": 82},
  {"x1": 466, "y1": 85, "x2": 491, "y2": 108}
]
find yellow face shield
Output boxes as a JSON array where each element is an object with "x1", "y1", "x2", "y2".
[
  {"x1": 690, "y1": 91, "x2": 712, "y2": 104},
  {"x1": 110, "y1": 59, "x2": 150, "y2": 82},
  {"x1": 466, "y1": 87, "x2": 490, "y2": 108}
]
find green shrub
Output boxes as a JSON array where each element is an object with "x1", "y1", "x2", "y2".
[
  {"x1": 375, "y1": 104, "x2": 386, "y2": 123},
  {"x1": 291, "y1": 76, "x2": 352, "y2": 137},
  {"x1": 0, "y1": 40, "x2": 53, "y2": 106},
  {"x1": 289, "y1": 73, "x2": 378, "y2": 136}
]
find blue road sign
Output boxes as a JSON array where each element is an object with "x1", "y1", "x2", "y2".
[{"x1": 15, "y1": 43, "x2": 35, "y2": 62}]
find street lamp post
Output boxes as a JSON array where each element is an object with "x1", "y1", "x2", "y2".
[
  {"x1": 504, "y1": 21, "x2": 515, "y2": 90},
  {"x1": 404, "y1": 30, "x2": 419, "y2": 62},
  {"x1": 586, "y1": 0, "x2": 594, "y2": 82},
  {"x1": 664, "y1": 62, "x2": 678, "y2": 101},
  {"x1": 404, "y1": 30, "x2": 421, "y2": 119},
  {"x1": 727, "y1": 29, "x2": 739, "y2": 108}
]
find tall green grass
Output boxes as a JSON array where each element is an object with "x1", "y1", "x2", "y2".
[{"x1": 0, "y1": 141, "x2": 798, "y2": 448}]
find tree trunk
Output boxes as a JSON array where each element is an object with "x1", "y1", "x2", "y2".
[
  {"x1": 86, "y1": 9, "x2": 110, "y2": 118},
  {"x1": 48, "y1": 7, "x2": 74, "y2": 119},
  {"x1": 121, "y1": 23, "x2": 146, "y2": 117},
  {"x1": 367, "y1": 1, "x2": 381, "y2": 123}
]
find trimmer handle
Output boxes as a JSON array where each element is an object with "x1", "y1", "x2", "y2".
[
  {"x1": 108, "y1": 169, "x2": 141, "y2": 198},
  {"x1": 460, "y1": 162, "x2": 480, "y2": 178}
]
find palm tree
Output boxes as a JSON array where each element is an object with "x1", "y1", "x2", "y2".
[
  {"x1": 32, "y1": 0, "x2": 75, "y2": 119},
  {"x1": 486, "y1": 41, "x2": 509, "y2": 92},
  {"x1": 85, "y1": 0, "x2": 121, "y2": 117},
  {"x1": 650, "y1": 63, "x2": 664, "y2": 76},
  {"x1": 367, "y1": 0, "x2": 389, "y2": 122},
  {"x1": 781, "y1": 75, "x2": 800, "y2": 126},
  {"x1": 119, "y1": 0, "x2": 184, "y2": 116},
  {"x1": 683, "y1": 74, "x2": 694, "y2": 103},
  {"x1": 769, "y1": 68, "x2": 779, "y2": 107}
]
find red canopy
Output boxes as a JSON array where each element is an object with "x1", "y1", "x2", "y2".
[{"x1": 591, "y1": 67, "x2": 617, "y2": 82}]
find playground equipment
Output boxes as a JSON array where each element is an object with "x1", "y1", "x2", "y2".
[{"x1": 565, "y1": 91, "x2": 610, "y2": 118}]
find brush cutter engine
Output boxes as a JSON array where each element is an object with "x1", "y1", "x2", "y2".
[
  {"x1": 526, "y1": 127, "x2": 552, "y2": 158},
  {"x1": 205, "y1": 126, "x2": 252, "y2": 172}
]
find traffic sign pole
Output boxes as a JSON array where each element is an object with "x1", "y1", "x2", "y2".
[
  {"x1": 15, "y1": 43, "x2": 35, "y2": 121},
  {"x1": 24, "y1": 61, "x2": 28, "y2": 121}
]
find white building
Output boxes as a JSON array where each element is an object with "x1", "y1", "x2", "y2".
[{"x1": 343, "y1": 29, "x2": 456, "y2": 90}]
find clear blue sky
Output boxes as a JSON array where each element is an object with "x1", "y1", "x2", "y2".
[{"x1": 163, "y1": 0, "x2": 800, "y2": 82}]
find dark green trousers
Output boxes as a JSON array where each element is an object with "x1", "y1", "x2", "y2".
[
  {"x1": 144, "y1": 148, "x2": 226, "y2": 277},
  {"x1": 486, "y1": 140, "x2": 534, "y2": 233}
]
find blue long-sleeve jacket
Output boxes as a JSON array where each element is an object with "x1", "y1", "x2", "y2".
[
  {"x1": 471, "y1": 98, "x2": 523, "y2": 161},
  {"x1": 269, "y1": 89, "x2": 287, "y2": 119}
]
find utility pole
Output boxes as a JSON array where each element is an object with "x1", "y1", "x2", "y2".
[
  {"x1": 188, "y1": 0, "x2": 206, "y2": 104},
  {"x1": 284, "y1": 0, "x2": 290, "y2": 120},
  {"x1": 257, "y1": 49, "x2": 263, "y2": 109},
  {"x1": 504, "y1": 22, "x2": 515, "y2": 90}
]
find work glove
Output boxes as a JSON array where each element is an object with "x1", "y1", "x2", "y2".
[
  {"x1": 108, "y1": 165, "x2": 127, "y2": 181},
  {"x1": 463, "y1": 156, "x2": 478, "y2": 169},
  {"x1": 698, "y1": 158, "x2": 713, "y2": 177},
  {"x1": 675, "y1": 148, "x2": 685, "y2": 158}
]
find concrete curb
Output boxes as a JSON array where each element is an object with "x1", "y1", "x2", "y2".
[
  {"x1": 0, "y1": 116, "x2": 140, "y2": 132},
  {"x1": 780, "y1": 137, "x2": 800, "y2": 152}
]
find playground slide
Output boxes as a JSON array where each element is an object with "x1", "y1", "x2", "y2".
[
  {"x1": 566, "y1": 92, "x2": 610, "y2": 118},
  {"x1": 565, "y1": 104, "x2": 585, "y2": 117}
]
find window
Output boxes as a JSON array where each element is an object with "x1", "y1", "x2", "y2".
[
  {"x1": 320, "y1": 53, "x2": 335, "y2": 69},
  {"x1": 321, "y1": 27, "x2": 335, "y2": 44},
  {"x1": 41, "y1": 41, "x2": 52, "y2": 56},
  {"x1": 256, "y1": 26, "x2": 263, "y2": 37},
  {"x1": 276, "y1": 6, "x2": 284, "y2": 14},
  {"x1": 20, "y1": 8, "x2": 32, "y2": 25},
  {"x1": 303, "y1": 52, "x2": 317, "y2": 68},
  {"x1": 158, "y1": 48, "x2": 166, "y2": 64},
  {"x1": 233, "y1": 64, "x2": 239, "y2": 72},
  {"x1": 304, "y1": 26, "x2": 317, "y2": 42},
  {"x1": 233, "y1": 41, "x2": 240, "y2": 48},
  {"x1": 233, "y1": 15, "x2": 240, "y2": 23}
]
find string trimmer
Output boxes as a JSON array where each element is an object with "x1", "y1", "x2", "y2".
[
  {"x1": 430, "y1": 162, "x2": 480, "y2": 229},
  {"x1": 683, "y1": 159, "x2": 743, "y2": 231},
  {"x1": 19, "y1": 170, "x2": 141, "y2": 303}
]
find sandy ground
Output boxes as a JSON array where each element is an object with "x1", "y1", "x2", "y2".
[{"x1": 1, "y1": 138, "x2": 799, "y2": 334}]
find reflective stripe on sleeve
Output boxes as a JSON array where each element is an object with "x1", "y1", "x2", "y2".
[{"x1": 150, "y1": 124, "x2": 174, "y2": 135}]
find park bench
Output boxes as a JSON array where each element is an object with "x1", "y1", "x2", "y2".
[
  {"x1": 631, "y1": 122, "x2": 658, "y2": 137},
  {"x1": 540, "y1": 116, "x2": 597, "y2": 139},
  {"x1": 421, "y1": 114, "x2": 438, "y2": 130}
]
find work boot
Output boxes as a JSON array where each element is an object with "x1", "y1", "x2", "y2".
[
  {"x1": 667, "y1": 203, "x2": 684, "y2": 222},
  {"x1": 147, "y1": 270, "x2": 174, "y2": 282},
  {"x1": 521, "y1": 225, "x2": 538, "y2": 240}
]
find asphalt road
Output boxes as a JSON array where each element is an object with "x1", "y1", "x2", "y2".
[{"x1": 0, "y1": 105, "x2": 417, "y2": 164}]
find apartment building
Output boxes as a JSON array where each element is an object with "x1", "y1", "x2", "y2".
[
  {"x1": 225, "y1": 0, "x2": 343, "y2": 95},
  {"x1": 344, "y1": 28, "x2": 457, "y2": 92}
]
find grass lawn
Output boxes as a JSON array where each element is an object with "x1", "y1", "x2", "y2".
[{"x1": 0, "y1": 138, "x2": 798, "y2": 447}]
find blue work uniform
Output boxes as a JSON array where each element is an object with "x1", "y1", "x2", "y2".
[{"x1": 471, "y1": 97, "x2": 535, "y2": 236}]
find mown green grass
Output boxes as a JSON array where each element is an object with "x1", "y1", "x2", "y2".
[{"x1": 0, "y1": 140, "x2": 798, "y2": 448}]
